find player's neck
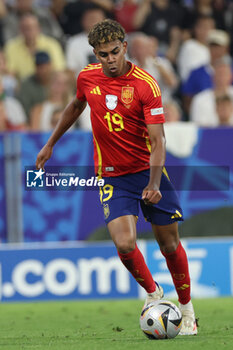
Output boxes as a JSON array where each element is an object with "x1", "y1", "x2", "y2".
[{"x1": 121, "y1": 61, "x2": 131, "y2": 76}]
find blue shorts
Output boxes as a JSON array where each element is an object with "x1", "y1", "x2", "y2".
[{"x1": 99, "y1": 169, "x2": 184, "y2": 225}]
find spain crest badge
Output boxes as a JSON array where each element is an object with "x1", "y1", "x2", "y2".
[{"x1": 121, "y1": 86, "x2": 134, "y2": 104}]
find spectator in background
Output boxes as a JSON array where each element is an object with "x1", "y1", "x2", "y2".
[
  {"x1": 225, "y1": 1, "x2": 233, "y2": 56},
  {"x1": 91, "y1": 0, "x2": 114, "y2": 12},
  {"x1": 50, "y1": 107, "x2": 64, "y2": 129},
  {"x1": 49, "y1": 0, "x2": 67, "y2": 35},
  {"x1": 66, "y1": 5, "x2": 105, "y2": 78},
  {"x1": 129, "y1": 32, "x2": 178, "y2": 103},
  {"x1": 133, "y1": 0, "x2": 183, "y2": 61},
  {"x1": 34, "y1": 0, "x2": 51, "y2": 8},
  {"x1": 215, "y1": 94, "x2": 233, "y2": 126},
  {"x1": 0, "y1": 76, "x2": 27, "y2": 131},
  {"x1": 53, "y1": 0, "x2": 113, "y2": 36},
  {"x1": 0, "y1": 50, "x2": 18, "y2": 97},
  {"x1": 177, "y1": 14, "x2": 215, "y2": 115},
  {"x1": 0, "y1": 0, "x2": 7, "y2": 47},
  {"x1": 179, "y1": 28, "x2": 231, "y2": 114},
  {"x1": 30, "y1": 71, "x2": 72, "y2": 131},
  {"x1": 190, "y1": 62, "x2": 233, "y2": 126},
  {"x1": 208, "y1": 29, "x2": 231, "y2": 67},
  {"x1": 114, "y1": 0, "x2": 138, "y2": 33},
  {"x1": 17, "y1": 51, "x2": 52, "y2": 120},
  {"x1": 181, "y1": 0, "x2": 227, "y2": 39},
  {"x1": 2, "y1": 0, "x2": 64, "y2": 44},
  {"x1": 4, "y1": 13, "x2": 65, "y2": 80},
  {"x1": 66, "y1": 5, "x2": 106, "y2": 131},
  {"x1": 178, "y1": 14, "x2": 215, "y2": 84},
  {"x1": 163, "y1": 100, "x2": 183, "y2": 123}
]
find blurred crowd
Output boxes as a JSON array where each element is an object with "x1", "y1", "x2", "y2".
[{"x1": 0, "y1": 0, "x2": 233, "y2": 132}]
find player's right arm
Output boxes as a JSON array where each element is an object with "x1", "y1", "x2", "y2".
[{"x1": 36, "y1": 97, "x2": 87, "y2": 170}]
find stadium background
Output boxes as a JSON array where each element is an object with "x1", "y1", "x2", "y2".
[{"x1": 0, "y1": 0, "x2": 233, "y2": 304}]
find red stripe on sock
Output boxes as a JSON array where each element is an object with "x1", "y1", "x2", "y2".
[
  {"x1": 161, "y1": 242, "x2": 191, "y2": 304},
  {"x1": 118, "y1": 244, "x2": 155, "y2": 293}
]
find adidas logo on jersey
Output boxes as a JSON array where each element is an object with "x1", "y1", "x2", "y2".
[{"x1": 90, "y1": 86, "x2": 101, "y2": 95}]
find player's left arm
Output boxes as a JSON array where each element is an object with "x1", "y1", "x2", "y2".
[{"x1": 142, "y1": 123, "x2": 166, "y2": 205}]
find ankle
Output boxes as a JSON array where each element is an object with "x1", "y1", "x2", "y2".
[{"x1": 179, "y1": 300, "x2": 193, "y2": 311}]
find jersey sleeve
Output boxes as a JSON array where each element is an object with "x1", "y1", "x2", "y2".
[
  {"x1": 76, "y1": 72, "x2": 87, "y2": 101},
  {"x1": 141, "y1": 79, "x2": 165, "y2": 124}
]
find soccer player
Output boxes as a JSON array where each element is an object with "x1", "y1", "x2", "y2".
[{"x1": 36, "y1": 19, "x2": 197, "y2": 335}]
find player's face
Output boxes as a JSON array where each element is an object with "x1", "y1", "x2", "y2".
[{"x1": 94, "y1": 40, "x2": 128, "y2": 78}]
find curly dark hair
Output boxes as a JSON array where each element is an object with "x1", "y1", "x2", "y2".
[{"x1": 88, "y1": 19, "x2": 125, "y2": 48}]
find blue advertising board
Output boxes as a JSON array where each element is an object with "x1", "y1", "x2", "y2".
[
  {"x1": 0, "y1": 242, "x2": 138, "y2": 302},
  {"x1": 145, "y1": 238, "x2": 233, "y2": 299},
  {"x1": 0, "y1": 238, "x2": 232, "y2": 302}
]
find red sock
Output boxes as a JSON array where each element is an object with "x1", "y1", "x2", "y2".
[
  {"x1": 161, "y1": 241, "x2": 191, "y2": 304},
  {"x1": 118, "y1": 244, "x2": 155, "y2": 293}
]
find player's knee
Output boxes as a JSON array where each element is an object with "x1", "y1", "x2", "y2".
[
  {"x1": 155, "y1": 224, "x2": 180, "y2": 253},
  {"x1": 116, "y1": 238, "x2": 136, "y2": 254},
  {"x1": 160, "y1": 243, "x2": 178, "y2": 254},
  {"x1": 158, "y1": 234, "x2": 179, "y2": 253}
]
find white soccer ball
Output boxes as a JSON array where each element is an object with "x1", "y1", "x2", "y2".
[{"x1": 140, "y1": 300, "x2": 182, "y2": 339}]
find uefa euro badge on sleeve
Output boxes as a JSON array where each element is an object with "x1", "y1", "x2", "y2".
[{"x1": 106, "y1": 95, "x2": 118, "y2": 110}]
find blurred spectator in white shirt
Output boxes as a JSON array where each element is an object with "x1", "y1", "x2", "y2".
[
  {"x1": 66, "y1": 5, "x2": 105, "y2": 78},
  {"x1": 50, "y1": 107, "x2": 64, "y2": 129},
  {"x1": 177, "y1": 14, "x2": 215, "y2": 114},
  {"x1": 30, "y1": 71, "x2": 72, "y2": 131},
  {"x1": 180, "y1": 28, "x2": 232, "y2": 117},
  {"x1": 66, "y1": 5, "x2": 105, "y2": 131},
  {"x1": 190, "y1": 62, "x2": 233, "y2": 126},
  {"x1": 0, "y1": 76, "x2": 27, "y2": 131},
  {"x1": 178, "y1": 14, "x2": 214, "y2": 83},
  {"x1": 129, "y1": 32, "x2": 178, "y2": 103}
]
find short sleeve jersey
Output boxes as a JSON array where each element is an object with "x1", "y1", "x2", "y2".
[{"x1": 76, "y1": 62, "x2": 165, "y2": 177}]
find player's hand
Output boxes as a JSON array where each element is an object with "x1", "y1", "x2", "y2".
[
  {"x1": 36, "y1": 144, "x2": 53, "y2": 170},
  {"x1": 142, "y1": 187, "x2": 162, "y2": 205}
]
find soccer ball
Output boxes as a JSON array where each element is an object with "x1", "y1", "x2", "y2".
[{"x1": 140, "y1": 300, "x2": 182, "y2": 339}]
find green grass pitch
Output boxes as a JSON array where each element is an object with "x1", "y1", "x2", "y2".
[{"x1": 0, "y1": 297, "x2": 232, "y2": 350}]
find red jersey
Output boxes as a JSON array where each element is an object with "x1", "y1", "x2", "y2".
[{"x1": 76, "y1": 62, "x2": 165, "y2": 177}]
